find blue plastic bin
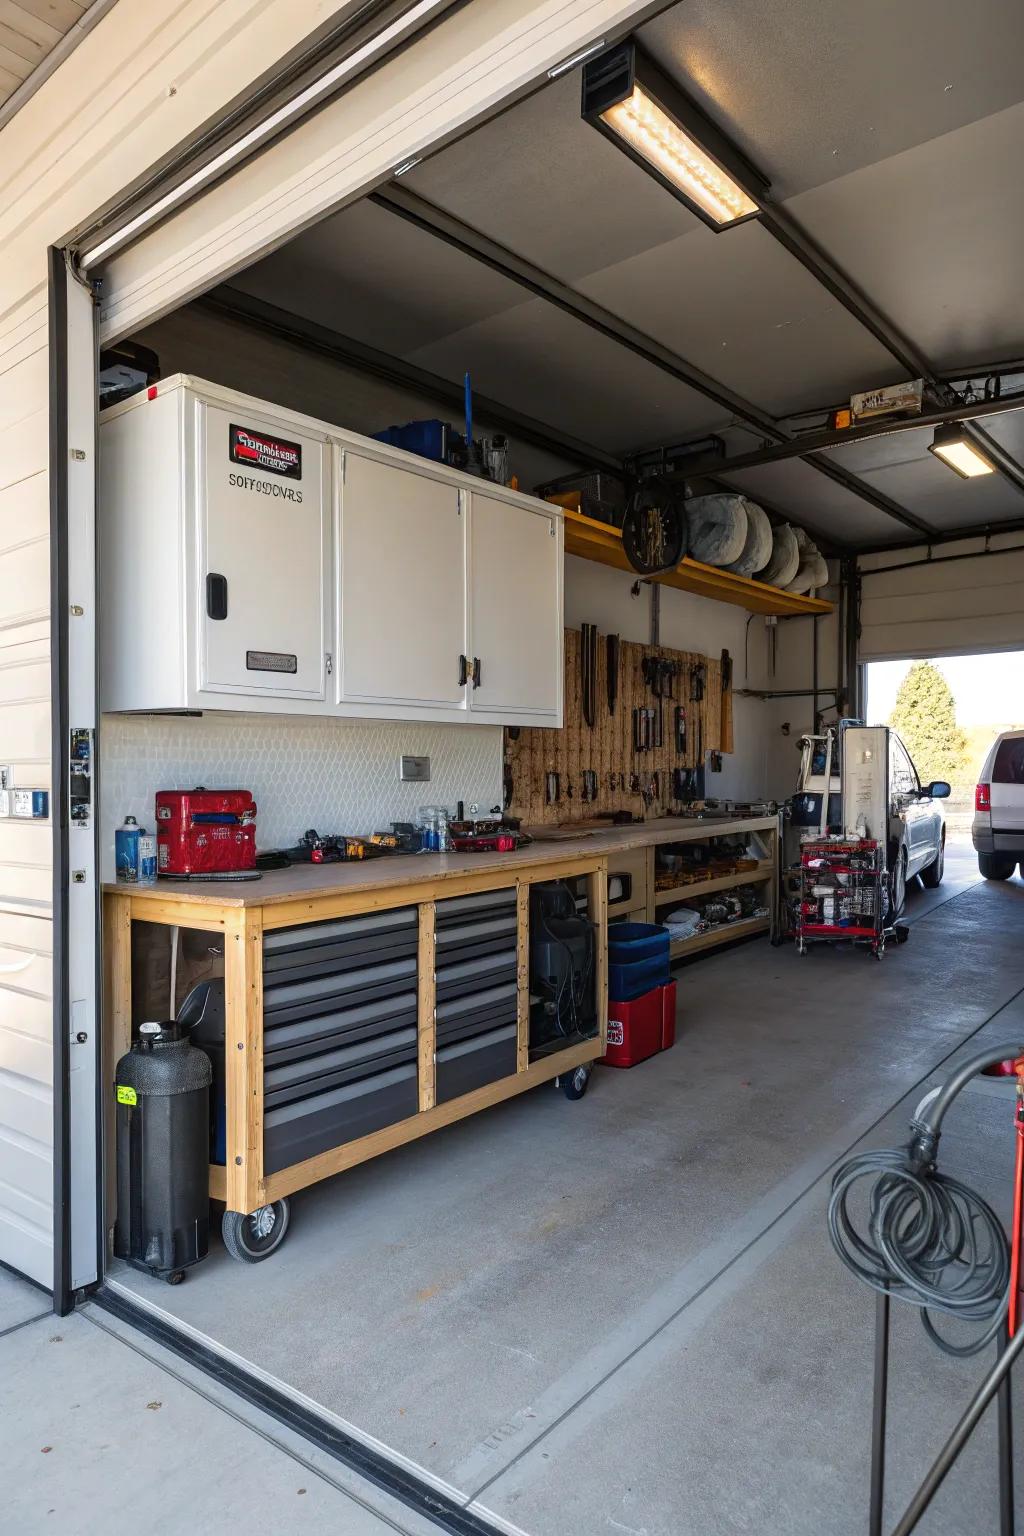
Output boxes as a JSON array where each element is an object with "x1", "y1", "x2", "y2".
[{"x1": 608, "y1": 922, "x2": 671, "y2": 1001}]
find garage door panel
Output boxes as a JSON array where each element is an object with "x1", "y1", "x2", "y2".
[
  {"x1": 0, "y1": 1128, "x2": 52, "y2": 1229},
  {"x1": 860, "y1": 611, "x2": 1024, "y2": 661},
  {"x1": 98, "y1": 0, "x2": 669, "y2": 341},
  {"x1": 0, "y1": 1024, "x2": 53, "y2": 1087},
  {"x1": 859, "y1": 547, "x2": 1024, "y2": 658},
  {"x1": 0, "y1": 1072, "x2": 52, "y2": 1145},
  {"x1": 861, "y1": 579, "x2": 1024, "y2": 630},
  {"x1": 0, "y1": 474, "x2": 48, "y2": 556},
  {"x1": 0, "y1": 538, "x2": 49, "y2": 629}
]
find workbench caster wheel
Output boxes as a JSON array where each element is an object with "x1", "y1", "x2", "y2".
[
  {"x1": 559, "y1": 1065, "x2": 592, "y2": 1101},
  {"x1": 222, "y1": 1199, "x2": 291, "y2": 1263}
]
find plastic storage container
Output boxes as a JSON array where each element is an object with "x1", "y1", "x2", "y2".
[
  {"x1": 608, "y1": 922, "x2": 670, "y2": 1001},
  {"x1": 602, "y1": 981, "x2": 676, "y2": 1068}
]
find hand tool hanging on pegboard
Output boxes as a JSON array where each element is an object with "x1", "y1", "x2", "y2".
[
  {"x1": 581, "y1": 623, "x2": 598, "y2": 728},
  {"x1": 690, "y1": 661, "x2": 705, "y2": 765},
  {"x1": 606, "y1": 634, "x2": 619, "y2": 716}
]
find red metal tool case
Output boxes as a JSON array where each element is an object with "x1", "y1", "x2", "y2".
[{"x1": 155, "y1": 789, "x2": 257, "y2": 876}]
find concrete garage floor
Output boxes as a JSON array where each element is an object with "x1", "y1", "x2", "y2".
[{"x1": 106, "y1": 846, "x2": 1024, "y2": 1536}]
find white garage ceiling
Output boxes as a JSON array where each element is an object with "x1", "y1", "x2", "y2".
[{"x1": 226, "y1": 0, "x2": 1024, "y2": 551}]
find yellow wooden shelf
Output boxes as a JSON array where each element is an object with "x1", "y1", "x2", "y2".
[
  {"x1": 654, "y1": 860, "x2": 775, "y2": 906},
  {"x1": 669, "y1": 915, "x2": 770, "y2": 958},
  {"x1": 561, "y1": 508, "x2": 834, "y2": 617}
]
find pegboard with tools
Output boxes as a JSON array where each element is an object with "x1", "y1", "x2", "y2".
[{"x1": 505, "y1": 627, "x2": 734, "y2": 825}]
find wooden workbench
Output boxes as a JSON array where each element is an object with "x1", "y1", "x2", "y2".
[{"x1": 102, "y1": 815, "x2": 777, "y2": 1222}]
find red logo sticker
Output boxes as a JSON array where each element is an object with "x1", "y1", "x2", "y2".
[{"x1": 230, "y1": 423, "x2": 302, "y2": 479}]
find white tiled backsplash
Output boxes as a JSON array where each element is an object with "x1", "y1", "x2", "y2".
[{"x1": 100, "y1": 713, "x2": 503, "y2": 880}]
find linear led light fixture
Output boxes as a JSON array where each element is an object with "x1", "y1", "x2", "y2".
[
  {"x1": 581, "y1": 42, "x2": 768, "y2": 232},
  {"x1": 928, "y1": 422, "x2": 995, "y2": 479}
]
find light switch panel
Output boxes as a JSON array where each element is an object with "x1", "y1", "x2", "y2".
[{"x1": 400, "y1": 755, "x2": 430, "y2": 783}]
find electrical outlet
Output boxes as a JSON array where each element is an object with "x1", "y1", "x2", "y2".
[{"x1": 400, "y1": 755, "x2": 430, "y2": 783}]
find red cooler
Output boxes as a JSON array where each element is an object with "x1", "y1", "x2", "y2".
[
  {"x1": 155, "y1": 789, "x2": 257, "y2": 876},
  {"x1": 603, "y1": 981, "x2": 677, "y2": 1068}
]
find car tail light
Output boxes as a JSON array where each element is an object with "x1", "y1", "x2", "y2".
[{"x1": 976, "y1": 783, "x2": 991, "y2": 812}]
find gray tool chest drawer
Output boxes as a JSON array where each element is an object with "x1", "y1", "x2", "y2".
[
  {"x1": 262, "y1": 907, "x2": 420, "y2": 1174},
  {"x1": 434, "y1": 890, "x2": 518, "y2": 1103}
]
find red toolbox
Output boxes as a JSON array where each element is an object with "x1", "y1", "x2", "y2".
[
  {"x1": 602, "y1": 981, "x2": 677, "y2": 1068},
  {"x1": 155, "y1": 788, "x2": 257, "y2": 876}
]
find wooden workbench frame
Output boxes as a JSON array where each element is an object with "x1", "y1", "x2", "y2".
[{"x1": 104, "y1": 856, "x2": 608, "y2": 1218}]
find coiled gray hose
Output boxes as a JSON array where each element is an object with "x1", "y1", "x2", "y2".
[{"x1": 828, "y1": 1043, "x2": 1023, "y2": 1357}]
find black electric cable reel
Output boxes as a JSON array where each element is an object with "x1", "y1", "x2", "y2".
[
  {"x1": 621, "y1": 479, "x2": 686, "y2": 576},
  {"x1": 828, "y1": 1042, "x2": 1024, "y2": 1536}
]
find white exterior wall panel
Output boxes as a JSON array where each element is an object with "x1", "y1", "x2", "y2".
[{"x1": 0, "y1": 0, "x2": 372, "y2": 1290}]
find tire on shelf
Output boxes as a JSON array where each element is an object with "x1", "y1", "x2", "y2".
[
  {"x1": 685, "y1": 493, "x2": 748, "y2": 567},
  {"x1": 786, "y1": 528, "x2": 829, "y2": 593},
  {"x1": 758, "y1": 523, "x2": 800, "y2": 587},
  {"x1": 725, "y1": 498, "x2": 773, "y2": 576}
]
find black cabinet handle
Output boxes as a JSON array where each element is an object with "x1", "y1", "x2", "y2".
[
  {"x1": 458, "y1": 653, "x2": 468, "y2": 687},
  {"x1": 206, "y1": 573, "x2": 228, "y2": 620},
  {"x1": 472, "y1": 657, "x2": 481, "y2": 689}
]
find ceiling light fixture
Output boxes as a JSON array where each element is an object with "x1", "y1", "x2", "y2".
[
  {"x1": 928, "y1": 423, "x2": 995, "y2": 479},
  {"x1": 581, "y1": 42, "x2": 767, "y2": 231}
]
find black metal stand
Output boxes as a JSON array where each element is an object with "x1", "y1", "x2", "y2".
[
  {"x1": 869, "y1": 1297, "x2": 1016, "y2": 1536},
  {"x1": 870, "y1": 1289, "x2": 890, "y2": 1536}
]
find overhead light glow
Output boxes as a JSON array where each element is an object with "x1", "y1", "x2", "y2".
[
  {"x1": 600, "y1": 85, "x2": 759, "y2": 227},
  {"x1": 928, "y1": 423, "x2": 995, "y2": 479}
]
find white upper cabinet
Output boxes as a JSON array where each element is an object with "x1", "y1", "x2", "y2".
[
  {"x1": 337, "y1": 451, "x2": 467, "y2": 711},
  {"x1": 467, "y1": 490, "x2": 562, "y2": 721},
  {"x1": 99, "y1": 377, "x2": 563, "y2": 726},
  {"x1": 198, "y1": 404, "x2": 328, "y2": 700}
]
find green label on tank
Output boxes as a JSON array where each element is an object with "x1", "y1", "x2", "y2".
[{"x1": 116, "y1": 1085, "x2": 137, "y2": 1106}]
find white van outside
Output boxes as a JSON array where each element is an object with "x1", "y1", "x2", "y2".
[{"x1": 973, "y1": 729, "x2": 1024, "y2": 878}]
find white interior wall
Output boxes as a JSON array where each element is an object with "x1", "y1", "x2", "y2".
[{"x1": 760, "y1": 588, "x2": 843, "y2": 801}]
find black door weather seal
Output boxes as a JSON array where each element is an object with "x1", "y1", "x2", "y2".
[{"x1": 92, "y1": 1285, "x2": 505, "y2": 1536}]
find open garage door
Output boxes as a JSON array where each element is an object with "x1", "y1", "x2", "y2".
[
  {"x1": 87, "y1": 0, "x2": 663, "y2": 344},
  {"x1": 859, "y1": 540, "x2": 1024, "y2": 661}
]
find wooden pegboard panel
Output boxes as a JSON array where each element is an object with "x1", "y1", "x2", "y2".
[{"x1": 506, "y1": 628, "x2": 734, "y2": 825}]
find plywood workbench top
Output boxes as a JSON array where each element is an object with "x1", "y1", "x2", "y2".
[{"x1": 102, "y1": 815, "x2": 777, "y2": 908}]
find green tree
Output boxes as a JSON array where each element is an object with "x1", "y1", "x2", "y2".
[{"x1": 888, "y1": 661, "x2": 968, "y2": 785}]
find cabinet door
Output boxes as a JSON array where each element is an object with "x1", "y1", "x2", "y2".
[
  {"x1": 197, "y1": 404, "x2": 327, "y2": 698},
  {"x1": 468, "y1": 492, "x2": 562, "y2": 719},
  {"x1": 338, "y1": 452, "x2": 467, "y2": 709}
]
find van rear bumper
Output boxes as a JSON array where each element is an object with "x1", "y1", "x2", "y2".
[{"x1": 973, "y1": 826, "x2": 1024, "y2": 855}]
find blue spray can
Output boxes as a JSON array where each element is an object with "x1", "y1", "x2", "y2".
[{"x1": 115, "y1": 815, "x2": 141, "y2": 882}]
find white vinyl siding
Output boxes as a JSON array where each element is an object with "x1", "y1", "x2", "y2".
[{"x1": 0, "y1": 311, "x2": 53, "y2": 1285}]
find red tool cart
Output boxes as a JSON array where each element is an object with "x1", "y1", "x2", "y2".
[{"x1": 796, "y1": 837, "x2": 888, "y2": 959}]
